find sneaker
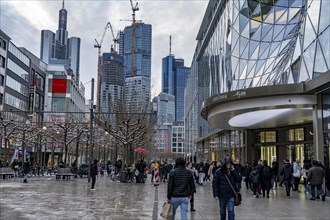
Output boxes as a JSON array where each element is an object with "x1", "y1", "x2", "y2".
[
  {"x1": 256, "y1": 194, "x2": 259, "y2": 198},
  {"x1": 91, "y1": 188, "x2": 95, "y2": 191},
  {"x1": 267, "y1": 195, "x2": 269, "y2": 198},
  {"x1": 322, "y1": 195, "x2": 325, "y2": 201},
  {"x1": 316, "y1": 195, "x2": 320, "y2": 199},
  {"x1": 310, "y1": 197, "x2": 316, "y2": 200},
  {"x1": 191, "y1": 208, "x2": 196, "y2": 212}
]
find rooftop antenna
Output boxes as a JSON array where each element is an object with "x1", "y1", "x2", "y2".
[
  {"x1": 169, "y1": 35, "x2": 172, "y2": 55},
  {"x1": 62, "y1": 0, "x2": 65, "y2": 9}
]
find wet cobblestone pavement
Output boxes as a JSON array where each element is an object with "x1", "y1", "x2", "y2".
[{"x1": 0, "y1": 175, "x2": 329, "y2": 220}]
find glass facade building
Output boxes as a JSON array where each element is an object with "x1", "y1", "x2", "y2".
[
  {"x1": 100, "y1": 53, "x2": 125, "y2": 122},
  {"x1": 185, "y1": 0, "x2": 329, "y2": 168},
  {"x1": 40, "y1": 3, "x2": 81, "y2": 84},
  {"x1": 123, "y1": 23, "x2": 152, "y2": 78}
]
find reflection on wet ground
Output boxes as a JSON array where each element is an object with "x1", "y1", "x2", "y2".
[{"x1": 0, "y1": 176, "x2": 329, "y2": 219}]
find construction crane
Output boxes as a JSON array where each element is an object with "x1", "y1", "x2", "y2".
[
  {"x1": 94, "y1": 21, "x2": 118, "y2": 113},
  {"x1": 130, "y1": 0, "x2": 139, "y2": 77}
]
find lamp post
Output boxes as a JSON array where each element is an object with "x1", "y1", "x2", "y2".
[{"x1": 88, "y1": 78, "x2": 94, "y2": 183}]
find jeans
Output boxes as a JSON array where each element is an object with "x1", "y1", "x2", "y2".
[
  {"x1": 199, "y1": 173, "x2": 205, "y2": 185},
  {"x1": 219, "y1": 197, "x2": 235, "y2": 220},
  {"x1": 91, "y1": 175, "x2": 96, "y2": 189},
  {"x1": 284, "y1": 179, "x2": 291, "y2": 196},
  {"x1": 311, "y1": 184, "x2": 324, "y2": 198},
  {"x1": 171, "y1": 197, "x2": 189, "y2": 220}
]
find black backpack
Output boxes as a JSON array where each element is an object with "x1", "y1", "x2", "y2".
[
  {"x1": 250, "y1": 171, "x2": 259, "y2": 184},
  {"x1": 262, "y1": 166, "x2": 272, "y2": 178}
]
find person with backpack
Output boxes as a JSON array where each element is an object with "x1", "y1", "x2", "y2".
[
  {"x1": 280, "y1": 159, "x2": 293, "y2": 197},
  {"x1": 250, "y1": 167, "x2": 260, "y2": 198},
  {"x1": 260, "y1": 160, "x2": 272, "y2": 198}
]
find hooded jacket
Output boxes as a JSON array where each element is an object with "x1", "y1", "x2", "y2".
[{"x1": 212, "y1": 163, "x2": 242, "y2": 199}]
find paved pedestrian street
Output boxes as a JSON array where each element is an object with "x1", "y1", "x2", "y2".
[{"x1": 0, "y1": 175, "x2": 329, "y2": 220}]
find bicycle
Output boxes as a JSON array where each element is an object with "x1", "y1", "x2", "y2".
[{"x1": 110, "y1": 171, "x2": 121, "y2": 182}]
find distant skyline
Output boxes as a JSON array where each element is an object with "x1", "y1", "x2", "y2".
[{"x1": 0, "y1": 0, "x2": 208, "y2": 100}]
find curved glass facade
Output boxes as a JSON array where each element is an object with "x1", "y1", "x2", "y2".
[
  {"x1": 185, "y1": 0, "x2": 330, "y2": 162},
  {"x1": 197, "y1": 0, "x2": 329, "y2": 96}
]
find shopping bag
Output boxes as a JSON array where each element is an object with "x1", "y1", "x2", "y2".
[{"x1": 160, "y1": 201, "x2": 173, "y2": 220}]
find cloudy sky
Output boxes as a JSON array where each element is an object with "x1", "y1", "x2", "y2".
[{"x1": 1, "y1": 0, "x2": 209, "y2": 100}]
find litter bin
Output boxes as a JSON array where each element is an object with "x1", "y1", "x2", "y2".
[{"x1": 120, "y1": 171, "x2": 127, "y2": 183}]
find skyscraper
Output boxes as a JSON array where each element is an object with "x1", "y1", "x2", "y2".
[
  {"x1": 100, "y1": 52, "x2": 125, "y2": 122},
  {"x1": 121, "y1": 22, "x2": 152, "y2": 112},
  {"x1": 162, "y1": 55, "x2": 189, "y2": 121},
  {"x1": 175, "y1": 66, "x2": 190, "y2": 122},
  {"x1": 40, "y1": 1, "x2": 81, "y2": 84}
]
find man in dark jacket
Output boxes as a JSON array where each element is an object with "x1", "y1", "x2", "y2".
[
  {"x1": 167, "y1": 157, "x2": 194, "y2": 220},
  {"x1": 243, "y1": 162, "x2": 252, "y2": 190},
  {"x1": 23, "y1": 159, "x2": 30, "y2": 183},
  {"x1": 280, "y1": 159, "x2": 293, "y2": 197},
  {"x1": 271, "y1": 159, "x2": 279, "y2": 189},
  {"x1": 307, "y1": 160, "x2": 326, "y2": 201},
  {"x1": 90, "y1": 159, "x2": 98, "y2": 190},
  {"x1": 212, "y1": 157, "x2": 242, "y2": 220}
]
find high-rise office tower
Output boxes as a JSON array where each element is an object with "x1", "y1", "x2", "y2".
[
  {"x1": 162, "y1": 55, "x2": 189, "y2": 121},
  {"x1": 100, "y1": 52, "x2": 125, "y2": 122},
  {"x1": 175, "y1": 66, "x2": 190, "y2": 122},
  {"x1": 40, "y1": 0, "x2": 81, "y2": 84},
  {"x1": 121, "y1": 22, "x2": 152, "y2": 112}
]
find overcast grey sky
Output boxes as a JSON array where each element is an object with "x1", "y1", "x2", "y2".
[{"x1": 1, "y1": 0, "x2": 208, "y2": 100}]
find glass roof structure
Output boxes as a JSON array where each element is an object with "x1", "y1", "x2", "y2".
[{"x1": 195, "y1": 0, "x2": 329, "y2": 96}]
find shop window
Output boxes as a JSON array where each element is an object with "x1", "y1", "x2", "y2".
[
  {"x1": 257, "y1": 131, "x2": 276, "y2": 143},
  {"x1": 288, "y1": 128, "x2": 304, "y2": 141}
]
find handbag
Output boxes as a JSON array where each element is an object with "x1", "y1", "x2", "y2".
[
  {"x1": 160, "y1": 201, "x2": 173, "y2": 220},
  {"x1": 225, "y1": 174, "x2": 242, "y2": 206}
]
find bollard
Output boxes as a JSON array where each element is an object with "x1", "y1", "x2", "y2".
[{"x1": 153, "y1": 162, "x2": 160, "y2": 186}]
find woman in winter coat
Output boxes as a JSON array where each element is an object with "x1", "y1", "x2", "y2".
[
  {"x1": 307, "y1": 160, "x2": 326, "y2": 201},
  {"x1": 260, "y1": 160, "x2": 273, "y2": 198}
]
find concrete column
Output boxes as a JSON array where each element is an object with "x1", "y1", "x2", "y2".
[{"x1": 312, "y1": 94, "x2": 324, "y2": 162}]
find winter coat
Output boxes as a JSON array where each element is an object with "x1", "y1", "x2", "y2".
[
  {"x1": 260, "y1": 165, "x2": 272, "y2": 190},
  {"x1": 212, "y1": 164, "x2": 242, "y2": 199},
  {"x1": 271, "y1": 161, "x2": 279, "y2": 175},
  {"x1": 167, "y1": 167, "x2": 194, "y2": 200},
  {"x1": 307, "y1": 165, "x2": 325, "y2": 185},
  {"x1": 90, "y1": 163, "x2": 98, "y2": 176},
  {"x1": 293, "y1": 162, "x2": 302, "y2": 177},
  {"x1": 23, "y1": 161, "x2": 30, "y2": 174},
  {"x1": 243, "y1": 165, "x2": 252, "y2": 178},
  {"x1": 280, "y1": 163, "x2": 293, "y2": 180}
]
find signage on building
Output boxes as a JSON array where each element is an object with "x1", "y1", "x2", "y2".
[
  {"x1": 28, "y1": 93, "x2": 34, "y2": 115},
  {"x1": 52, "y1": 79, "x2": 67, "y2": 93}
]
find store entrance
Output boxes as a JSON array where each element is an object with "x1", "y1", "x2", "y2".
[
  {"x1": 259, "y1": 146, "x2": 277, "y2": 164},
  {"x1": 286, "y1": 144, "x2": 305, "y2": 163}
]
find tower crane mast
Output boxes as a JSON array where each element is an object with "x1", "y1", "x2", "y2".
[{"x1": 129, "y1": 0, "x2": 139, "y2": 77}]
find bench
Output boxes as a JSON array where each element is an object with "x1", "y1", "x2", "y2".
[
  {"x1": 55, "y1": 168, "x2": 77, "y2": 180},
  {"x1": 0, "y1": 167, "x2": 15, "y2": 179}
]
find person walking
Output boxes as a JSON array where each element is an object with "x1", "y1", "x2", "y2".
[
  {"x1": 243, "y1": 162, "x2": 252, "y2": 190},
  {"x1": 212, "y1": 157, "x2": 242, "y2": 220},
  {"x1": 292, "y1": 159, "x2": 302, "y2": 192},
  {"x1": 260, "y1": 160, "x2": 272, "y2": 198},
  {"x1": 167, "y1": 157, "x2": 194, "y2": 220},
  {"x1": 186, "y1": 162, "x2": 197, "y2": 212},
  {"x1": 90, "y1": 159, "x2": 98, "y2": 190},
  {"x1": 307, "y1": 160, "x2": 326, "y2": 201},
  {"x1": 271, "y1": 158, "x2": 279, "y2": 189},
  {"x1": 250, "y1": 167, "x2": 260, "y2": 198},
  {"x1": 22, "y1": 159, "x2": 30, "y2": 183},
  {"x1": 280, "y1": 159, "x2": 293, "y2": 197},
  {"x1": 197, "y1": 162, "x2": 205, "y2": 185}
]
